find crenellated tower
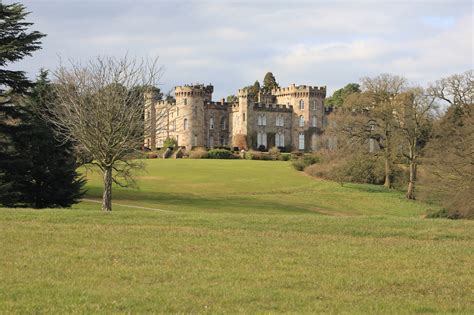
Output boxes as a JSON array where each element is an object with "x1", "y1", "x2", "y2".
[{"x1": 174, "y1": 84, "x2": 213, "y2": 149}]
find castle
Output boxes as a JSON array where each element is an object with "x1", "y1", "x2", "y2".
[{"x1": 144, "y1": 83, "x2": 328, "y2": 152}]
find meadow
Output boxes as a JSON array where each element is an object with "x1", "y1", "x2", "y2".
[{"x1": 1, "y1": 159, "x2": 473, "y2": 313}]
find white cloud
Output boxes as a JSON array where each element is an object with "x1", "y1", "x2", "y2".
[{"x1": 9, "y1": 0, "x2": 474, "y2": 98}]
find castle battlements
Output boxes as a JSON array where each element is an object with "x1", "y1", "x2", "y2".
[
  {"x1": 272, "y1": 84, "x2": 326, "y2": 97},
  {"x1": 175, "y1": 84, "x2": 214, "y2": 97},
  {"x1": 253, "y1": 103, "x2": 293, "y2": 112}
]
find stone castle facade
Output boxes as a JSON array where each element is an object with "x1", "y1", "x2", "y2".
[{"x1": 144, "y1": 82, "x2": 328, "y2": 152}]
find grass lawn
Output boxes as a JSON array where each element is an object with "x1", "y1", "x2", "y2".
[{"x1": 1, "y1": 159, "x2": 473, "y2": 313}]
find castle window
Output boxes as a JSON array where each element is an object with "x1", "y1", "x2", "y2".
[
  {"x1": 221, "y1": 118, "x2": 226, "y2": 130},
  {"x1": 312, "y1": 115, "x2": 317, "y2": 127},
  {"x1": 243, "y1": 113, "x2": 246, "y2": 122},
  {"x1": 262, "y1": 115, "x2": 266, "y2": 126},
  {"x1": 257, "y1": 131, "x2": 267, "y2": 149},
  {"x1": 209, "y1": 117, "x2": 214, "y2": 129},
  {"x1": 275, "y1": 131, "x2": 284, "y2": 147},
  {"x1": 312, "y1": 100, "x2": 317, "y2": 110},
  {"x1": 193, "y1": 134, "x2": 198, "y2": 146},
  {"x1": 209, "y1": 135, "x2": 214, "y2": 148},
  {"x1": 298, "y1": 132, "x2": 305, "y2": 150},
  {"x1": 184, "y1": 98, "x2": 187, "y2": 105},
  {"x1": 220, "y1": 135, "x2": 227, "y2": 146},
  {"x1": 177, "y1": 107, "x2": 179, "y2": 117},
  {"x1": 184, "y1": 118, "x2": 188, "y2": 130},
  {"x1": 299, "y1": 99, "x2": 304, "y2": 110},
  {"x1": 276, "y1": 115, "x2": 284, "y2": 127},
  {"x1": 299, "y1": 115, "x2": 304, "y2": 127}
]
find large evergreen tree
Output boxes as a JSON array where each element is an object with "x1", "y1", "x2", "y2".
[
  {"x1": 0, "y1": 3, "x2": 84, "y2": 208},
  {"x1": 325, "y1": 83, "x2": 361, "y2": 107},
  {"x1": 262, "y1": 72, "x2": 279, "y2": 92}
]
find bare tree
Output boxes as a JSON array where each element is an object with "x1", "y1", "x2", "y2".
[
  {"x1": 331, "y1": 74, "x2": 407, "y2": 188},
  {"x1": 422, "y1": 70, "x2": 473, "y2": 218},
  {"x1": 393, "y1": 88, "x2": 436, "y2": 199},
  {"x1": 44, "y1": 56, "x2": 162, "y2": 211}
]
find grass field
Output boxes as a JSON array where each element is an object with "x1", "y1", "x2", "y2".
[{"x1": 1, "y1": 159, "x2": 473, "y2": 313}]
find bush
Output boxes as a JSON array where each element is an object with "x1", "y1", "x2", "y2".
[
  {"x1": 207, "y1": 149, "x2": 233, "y2": 159},
  {"x1": 163, "y1": 137, "x2": 177, "y2": 149},
  {"x1": 268, "y1": 147, "x2": 281, "y2": 160},
  {"x1": 146, "y1": 152, "x2": 158, "y2": 159},
  {"x1": 245, "y1": 150, "x2": 262, "y2": 160},
  {"x1": 280, "y1": 153, "x2": 291, "y2": 161},
  {"x1": 292, "y1": 154, "x2": 320, "y2": 171},
  {"x1": 189, "y1": 147, "x2": 208, "y2": 159},
  {"x1": 258, "y1": 145, "x2": 266, "y2": 152}
]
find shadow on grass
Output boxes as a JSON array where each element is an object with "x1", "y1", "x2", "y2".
[{"x1": 85, "y1": 186, "x2": 316, "y2": 215}]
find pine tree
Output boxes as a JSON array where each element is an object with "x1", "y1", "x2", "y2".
[
  {"x1": 0, "y1": 71, "x2": 86, "y2": 208},
  {"x1": 262, "y1": 72, "x2": 279, "y2": 92},
  {"x1": 0, "y1": 4, "x2": 83, "y2": 207}
]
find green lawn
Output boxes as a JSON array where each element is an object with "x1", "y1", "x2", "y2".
[{"x1": 1, "y1": 159, "x2": 473, "y2": 313}]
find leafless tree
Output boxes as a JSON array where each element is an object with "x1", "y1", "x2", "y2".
[
  {"x1": 44, "y1": 56, "x2": 163, "y2": 211},
  {"x1": 331, "y1": 74, "x2": 408, "y2": 188},
  {"x1": 421, "y1": 70, "x2": 473, "y2": 218},
  {"x1": 392, "y1": 88, "x2": 436, "y2": 199}
]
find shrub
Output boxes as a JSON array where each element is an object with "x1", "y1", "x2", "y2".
[
  {"x1": 268, "y1": 147, "x2": 281, "y2": 160},
  {"x1": 246, "y1": 150, "x2": 262, "y2": 160},
  {"x1": 189, "y1": 147, "x2": 208, "y2": 159},
  {"x1": 207, "y1": 149, "x2": 233, "y2": 159},
  {"x1": 163, "y1": 137, "x2": 177, "y2": 149},
  {"x1": 258, "y1": 145, "x2": 266, "y2": 152},
  {"x1": 146, "y1": 152, "x2": 158, "y2": 159},
  {"x1": 292, "y1": 154, "x2": 320, "y2": 171},
  {"x1": 280, "y1": 153, "x2": 291, "y2": 161}
]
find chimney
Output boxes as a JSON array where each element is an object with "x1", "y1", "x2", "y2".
[{"x1": 221, "y1": 98, "x2": 225, "y2": 105}]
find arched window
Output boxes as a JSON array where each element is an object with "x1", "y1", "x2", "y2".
[
  {"x1": 209, "y1": 117, "x2": 214, "y2": 129},
  {"x1": 299, "y1": 99, "x2": 304, "y2": 110},
  {"x1": 193, "y1": 134, "x2": 198, "y2": 146},
  {"x1": 299, "y1": 115, "x2": 304, "y2": 127},
  {"x1": 298, "y1": 132, "x2": 305, "y2": 150},
  {"x1": 221, "y1": 117, "x2": 226, "y2": 130},
  {"x1": 184, "y1": 118, "x2": 188, "y2": 130},
  {"x1": 276, "y1": 115, "x2": 284, "y2": 127},
  {"x1": 262, "y1": 115, "x2": 266, "y2": 126},
  {"x1": 276, "y1": 131, "x2": 285, "y2": 147},
  {"x1": 312, "y1": 115, "x2": 317, "y2": 127},
  {"x1": 184, "y1": 98, "x2": 187, "y2": 105},
  {"x1": 312, "y1": 100, "x2": 317, "y2": 110},
  {"x1": 176, "y1": 107, "x2": 179, "y2": 116},
  {"x1": 257, "y1": 131, "x2": 267, "y2": 148},
  {"x1": 257, "y1": 114, "x2": 266, "y2": 126},
  {"x1": 243, "y1": 113, "x2": 246, "y2": 122},
  {"x1": 257, "y1": 115, "x2": 262, "y2": 125},
  {"x1": 209, "y1": 135, "x2": 214, "y2": 148}
]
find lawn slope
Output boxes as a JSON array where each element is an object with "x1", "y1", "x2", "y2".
[{"x1": 1, "y1": 159, "x2": 472, "y2": 313}]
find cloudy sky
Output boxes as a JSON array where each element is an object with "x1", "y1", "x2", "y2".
[{"x1": 10, "y1": 0, "x2": 474, "y2": 98}]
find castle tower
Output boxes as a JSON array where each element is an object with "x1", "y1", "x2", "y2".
[
  {"x1": 230, "y1": 88, "x2": 255, "y2": 149},
  {"x1": 273, "y1": 84, "x2": 326, "y2": 151},
  {"x1": 174, "y1": 84, "x2": 213, "y2": 149},
  {"x1": 144, "y1": 90, "x2": 159, "y2": 149}
]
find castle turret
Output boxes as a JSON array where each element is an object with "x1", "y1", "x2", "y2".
[
  {"x1": 174, "y1": 84, "x2": 214, "y2": 149},
  {"x1": 144, "y1": 90, "x2": 160, "y2": 149}
]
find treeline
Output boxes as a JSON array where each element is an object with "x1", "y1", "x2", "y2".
[{"x1": 307, "y1": 72, "x2": 473, "y2": 219}]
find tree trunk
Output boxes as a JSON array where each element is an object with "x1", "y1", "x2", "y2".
[
  {"x1": 406, "y1": 161, "x2": 416, "y2": 200},
  {"x1": 383, "y1": 156, "x2": 392, "y2": 189},
  {"x1": 102, "y1": 167, "x2": 112, "y2": 211}
]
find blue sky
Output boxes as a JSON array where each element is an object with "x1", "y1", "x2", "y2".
[{"x1": 9, "y1": 0, "x2": 474, "y2": 98}]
